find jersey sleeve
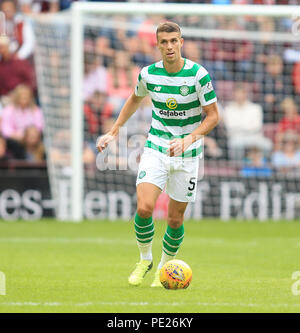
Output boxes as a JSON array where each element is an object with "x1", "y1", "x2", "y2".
[
  {"x1": 134, "y1": 68, "x2": 149, "y2": 97},
  {"x1": 196, "y1": 68, "x2": 217, "y2": 107}
]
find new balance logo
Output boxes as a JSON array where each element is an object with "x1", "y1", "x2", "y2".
[{"x1": 154, "y1": 86, "x2": 162, "y2": 92}]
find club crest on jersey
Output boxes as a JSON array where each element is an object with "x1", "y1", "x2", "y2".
[
  {"x1": 180, "y1": 85, "x2": 189, "y2": 96},
  {"x1": 139, "y1": 170, "x2": 146, "y2": 179},
  {"x1": 166, "y1": 98, "x2": 177, "y2": 110}
]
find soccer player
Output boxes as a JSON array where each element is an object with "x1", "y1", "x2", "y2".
[{"x1": 96, "y1": 22, "x2": 219, "y2": 287}]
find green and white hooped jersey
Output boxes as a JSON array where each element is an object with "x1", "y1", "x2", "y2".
[{"x1": 134, "y1": 58, "x2": 217, "y2": 158}]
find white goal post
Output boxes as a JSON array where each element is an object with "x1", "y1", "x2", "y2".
[{"x1": 33, "y1": 2, "x2": 300, "y2": 221}]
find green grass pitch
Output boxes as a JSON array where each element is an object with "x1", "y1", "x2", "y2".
[{"x1": 0, "y1": 218, "x2": 300, "y2": 313}]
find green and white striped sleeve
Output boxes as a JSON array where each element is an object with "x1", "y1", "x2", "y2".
[
  {"x1": 134, "y1": 68, "x2": 149, "y2": 97},
  {"x1": 196, "y1": 68, "x2": 217, "y2": 107}
]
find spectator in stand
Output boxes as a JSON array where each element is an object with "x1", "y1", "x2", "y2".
[
  {"x1": 207, "y1": 19, "x2": 253, "y2": 81},
  {"x1": 223, "y1": 85, "x2": 272, "y2": 160},
  {"x1": 110, "y1": 16, "x2": 132, "y2": 51},
  {"x1": 95, "y1": 15, "x2": 133, "y2": 57},
  {"x1": 0, "y1": 134, "x2": 26, "y2": 161},
  {"x1": 182, "y1": 39, "x2": 201, "y2": 63},
  {"x1": 0, "y1": 135, "x2": 10, "y2": 161},
  {"x1": 241, "y1": 146, "x2": 272, "y2": 178},
  {"x1": 26, "y1": 0, "x2": 112, "y2": 13},
  {"x1": 0, "y1": 36, "x2": 36, "y2": 103},
  {"x1": 137, "y1": 15, "x2": 164, "y2": 48},
  {"x1": 47, "y1": 50, "x2": 69, "y2": 98},
  {"x1": 252, "y1": 17, "x2": 282, "y2": 74},
  {"x1": 183, "y1": 39, "x2": 216, "y2": 81},
  {"x1": 1, "y1": 84, "x2": 43, "y2": 142},
  {"x1": 28, "y1": 0, "x2": 59, "y2": 13},
  {"x1": 22, "y1": 125, "x2": 45, "y2": 162},
  {"x1": 58, "y1": 0, "x2": 127, "y2": 11},
  {"x1": 84, "y1": 90, "x2": 113, "y2": 142},
  {"x1": 83, "y1": 53, "x2": 107, "y2": 101},
  {"x1": 258, "y1": 54, "x2": 294, "y2": 123},
  {"x1": 271, "y1": 131, "x2": 300, "y2": 173},
  {"x1": 58, "y1": 0, "x2": 74, "y2": 10},
  {"x1": 292, "y1": 61, "x2": 300, "y2": 102},
  {"x1": 107, "y1": 49, "x2": 140, "y2": 114},
  {"x1": 212, "y1": 0, "x2": 231, "y2": 3},
  {"x1": 1, "y1": 0, "x2": 35, "y2": 60},
  {"x1": 127, "y1": 36, "x2": 153, "y2": 69},
  {"x1": 18, "y1": 0, "x2": 34, "y2": 14},
  {"x1": 253, "y1": 0, "x2": 297, "y2": 3},
  {"x1": 95, "y1": 35, "x2": 114, "y2": 68},
  {"x1": 28, "y1": 0, "x2": 75, "y2": 12},
  {"x1": 275, "y1": 97, "x2": 300, "y2": 150}
]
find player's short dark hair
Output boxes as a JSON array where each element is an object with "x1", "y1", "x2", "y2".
[{"x1": 156, "y1": 21, "x2": 181, "y2": 39}]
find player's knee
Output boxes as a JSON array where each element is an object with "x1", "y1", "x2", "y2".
[
  {"x1": 137, "y1": 202, "x2": 154, "y2": 219},
  {"x1": 167, "y1": 215, "x2": 184, "y2": 229}
]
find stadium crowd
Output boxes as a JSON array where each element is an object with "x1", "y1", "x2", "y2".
[{"x1": 0, "y1": 0, "x2": 300, "y2": 177}]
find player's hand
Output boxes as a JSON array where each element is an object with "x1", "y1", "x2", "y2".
[
  {"x1": 167, "y1": 136, "x2": 194, "y2": 157},
  {"x1": 96, "y1": 133, "x2": 116, "y2": 153},
  {"x1": 166, "y1": 138, "x2": 185, "y2": 157}
]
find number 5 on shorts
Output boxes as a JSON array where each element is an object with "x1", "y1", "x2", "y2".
[{"x1": 188, "y1": 177, "x2": 196, "y2": 191}]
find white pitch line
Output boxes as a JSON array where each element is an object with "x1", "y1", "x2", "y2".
[
  {"x1": 0, "y1": 237, "x2": 259, "y2": 247},
  {"x1": 0, "y1": 301, "x2": 300, "y2": 308},
  {"x1": 0, "y1": 237, "x2": 135, "y2": 245},
  {"x1": 0, "y1": 238, "x2": 299, "y2": 249}
]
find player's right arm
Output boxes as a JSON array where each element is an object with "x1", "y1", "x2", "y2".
[{"x1": 96, "y1": 93, "x2": 145, "y2": 152}]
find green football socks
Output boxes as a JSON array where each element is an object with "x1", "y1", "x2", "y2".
[
  {"x1": 159, "y1": 224, "x2": 184, "y2": 269},
  {"x1": 134, "y1": 213, "x2": 154, "y2": 262}
]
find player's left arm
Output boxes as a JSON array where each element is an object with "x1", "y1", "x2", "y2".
[
  {"x1": 188, "y1": 102, "x2": 219, "y2": 142},
  {"x1": 168, "y1": 102, "x2": 219, "y2": 157}
]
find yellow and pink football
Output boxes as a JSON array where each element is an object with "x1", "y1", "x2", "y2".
[{"x1": 160, "y1": 259, "x2": 192, "y2": 289}]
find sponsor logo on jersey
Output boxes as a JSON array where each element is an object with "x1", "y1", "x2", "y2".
[
  {"x1": 159, "y1": 109, "x2": 186, "y2": 117},
  {"x1": 154, "y1": 86, "x2": 162, "y2": 92},
  {"x1": 180, "y1": 85, "x2": 189, "y2": 96},
  {"x1": 166, "y1": 97, "x2": 177, "y2": 110}
]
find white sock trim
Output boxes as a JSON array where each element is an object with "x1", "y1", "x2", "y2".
[{"x1": 137, "y1": 240, "x2": 153, "y2": 262}]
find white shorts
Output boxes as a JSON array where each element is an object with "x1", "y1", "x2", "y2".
[{"x1": 136, "y1": 148, "x2": 199, "y2": 203}]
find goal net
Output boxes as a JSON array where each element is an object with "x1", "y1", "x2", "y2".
[{"x1": 32, "y1": 3, "x2": 300, "y2": 221}]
